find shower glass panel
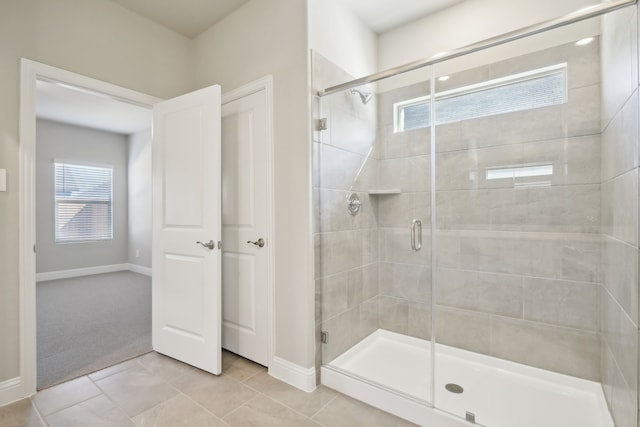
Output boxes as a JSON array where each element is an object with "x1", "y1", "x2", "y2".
[
  {"x1": 315, "y1": 59, "x2": 434, "y2": 405},
  {"x1": 431, "y1": 12, "x2": 621, "y2": 427}
]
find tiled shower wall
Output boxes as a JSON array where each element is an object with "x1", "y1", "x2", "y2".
[
  {"x1": 428, "y1": 40, "x2": 603, "y2": 381},
  {"x1": 315, "y1": 20, "x2": 640, "y2": 398},
  {"x1": 599, "y1": 6, "x2": 639, "y2": 427}
]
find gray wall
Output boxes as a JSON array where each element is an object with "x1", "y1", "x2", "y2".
[
  {"x1": 599, "y1": 6, "x2": 639, "y2": 427},
  {"x1": 128, "y1": 129, "x2": 152, "y2": 269},
  {"x1": 36, "y1": 119, "x2": 129, "y2": 273}
]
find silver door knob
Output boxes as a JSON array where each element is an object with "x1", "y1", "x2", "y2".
[
  {"x1": 196, "y1": 240, "x2": 215, "y2": 250},
  {"x1": 247, "y1": 238, "x2": 265, "y2": 248}
]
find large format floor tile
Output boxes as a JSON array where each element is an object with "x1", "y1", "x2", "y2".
[
  {"x1": 0, "y1": 399, "x2": 46, "y2": 427},
  {"x1": 1, "y1": 350, "x2": 416, "y2": 427}
]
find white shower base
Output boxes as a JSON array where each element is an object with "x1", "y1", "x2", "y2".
[{"x1": 322, "y1": 329, "x2": 612, "y2": 427}]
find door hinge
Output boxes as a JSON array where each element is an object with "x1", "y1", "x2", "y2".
[
  {"x1": 466, "y1": 411, "x2": 476, "y2": 423},
  {"x1": 321, "y1": 331, "x2": 328, "y2": 344},
  {"x1": 315, "y1": 118, "x2": 328, "y2": 131}
]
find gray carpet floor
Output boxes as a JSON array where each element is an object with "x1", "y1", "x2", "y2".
[{"x1": 37, "y1": 271, "x2": 152, "y2": 389}]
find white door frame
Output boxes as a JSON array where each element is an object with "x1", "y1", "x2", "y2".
[
  {"x1": 17, "y1": 60, "x2": 276, "y2": 400},
  {"x1": 18, "y1": 59, "x2": 160, "y2": 398},
  {"x1": 221, "y1": 76, "x2": 275, "y2": 370}
]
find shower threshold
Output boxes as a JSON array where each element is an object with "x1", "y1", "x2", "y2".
[{"x1": 322, "y1": 329, "x2": 612, "y2": 427}]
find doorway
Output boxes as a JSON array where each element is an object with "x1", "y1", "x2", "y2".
[
  {"x1": 34, "y1": 79, "x2": 154, "y2": 388},
  {"x1": 24, "y1": 63, "x2": 157, "y2": 390},
  {"x1": 19, "y1": 59, "x2": 275, "y2": 397}
]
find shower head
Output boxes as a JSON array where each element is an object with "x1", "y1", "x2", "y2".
[{"x1": 350, "y1": 88, "x2": 373, "y2": 104}]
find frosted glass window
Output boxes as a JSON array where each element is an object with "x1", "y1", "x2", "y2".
[
  {"x1": 395, "y1": 64, "x2": 567, "y2": 131},
  {"x1": 55, "y1": 162, "x2": 113, "y2": 243},
  {"x1": 486, "y1": 163, "x2": 553, "y2": 180}
]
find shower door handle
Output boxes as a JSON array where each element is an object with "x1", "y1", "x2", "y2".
[{"x1": 411, "y1": 219, "x2": 422, "y2": 251}]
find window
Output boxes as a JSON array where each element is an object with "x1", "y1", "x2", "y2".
[
  {"x1": 394, "y1": 63, "x2": 567, "y2": 132},
  {"x1": 55, "y1": 162, "x2": 113, "y2": 243}
]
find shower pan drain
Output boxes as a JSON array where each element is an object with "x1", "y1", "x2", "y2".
[{"x1": 445, "y1": 383, "x2": 464, "y2": 394}]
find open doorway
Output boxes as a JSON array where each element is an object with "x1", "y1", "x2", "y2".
[
  {"x1": 20, "y1": 59, "x2": 275, "y2": 399},
  {"x1": 19, "y1": 59, "x2": 162, "y2": 394},
  {"x1": 34, "y1": 79, "x2": 153, "y2": 389}
]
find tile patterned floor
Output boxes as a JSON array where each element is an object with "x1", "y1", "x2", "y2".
[{"x1": 0, "y1": 351, "x2": 418, "y2": 427}]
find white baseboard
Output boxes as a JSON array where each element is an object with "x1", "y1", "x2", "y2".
[
  {"x1": 127, "y1": 263, "x2": 152, "y2": 277},
  {"x1": 36, "y1": 263, "x2": 152, "y2": 282},
  {"x1": 268, "y1": 356, "x2": 316, "y2": 392},
  {"x1": 0, "y1": 377, "x2": 25, "y2": 408}
]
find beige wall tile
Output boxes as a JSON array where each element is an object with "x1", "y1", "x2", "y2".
[
  {"x1": 523, "y1": 277, "x2": 599, "y2": 331},
  {"x1": 320, "y1": 306, "x2": 361, "y2": 363},
  {"x1": 602, "y1": 289, "x2": 638, "y2": 392},
  {"x1": 601, "y1": 169, "x2": 639, "y2": 246},
  {"x1": 378, "y1": 227, "x2": 431, "y2": 265},
  {"x1": 319, "y1": 273, "x2": 348, "y2": 321},
  {"x1": 601, "y1": 91, "x2": 638, "y2": 181},
  {"x1": 317, "y1": 229, "x2": 377, "y2": 277},
  {"x1": 318, "y1": 189, "x2": 377, "y2": 233},
  {"x1": 360, "y1": 297, "x2": 381, "y2": 339},
  {"x1": 434, "y1": 306, "x2": 491, "y2": 355},
  {"x1": 379, "y1": 296, "x2": 409, "y2": 335},
  {"x1": 378, "y1": 156, "x2": 431, "y2": 192},
  {"x1": 408, "y1": 301, "x2": 432, "y2": 340},
  {"x1": 318, "y1": 144, "x2": 372, "y2": 191},
  {"x1": 601, "y1": 7, "x2": 638, "y2": 129},
  {"x1": 437, "y1": 268, "x2": 522, "y2": 318},
  {"x1": 379, "y1": 262, "x2": 431, "y2": 303},
  {"x1": 377, "y1": 193, "x2": 431, "y2": 229},
  {"x1": 522, "y1": 135, "x2": 601, "y2": 186},
  {"x1": 602, "y1": 236, "x2": 638, "y2": 323},
  {"x1": 489, "y1": 316, "x2": 600, "y2": 380}
]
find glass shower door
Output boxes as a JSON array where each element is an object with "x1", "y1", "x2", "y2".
[
  {"x1": 314, "y1": 56, "x2": 435, "y2": 406},
  {"x1": 431, "y1": 15, "x2": 609, "y2": 427}
]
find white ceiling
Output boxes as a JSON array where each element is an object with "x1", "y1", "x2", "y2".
[
  {"x1": 36, "y1": 80, "x2": 152, "y2": 135},
  {"x1": 111, "y1": 0, "x2": 250, "y2": 39},
  {"x1": 109, "y1": 0, "x2": 466, "y2": 39},
  {"x1": 341, "y1": 0, "x2": 467, "y2": 33}
]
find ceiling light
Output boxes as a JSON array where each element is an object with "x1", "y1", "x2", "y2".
[
  {"x1": 575, "y1": 37, "x2": 594, "y2": 46},
  {"x1": 438, "y1": 76, "x2": 450, "y2": 82}
]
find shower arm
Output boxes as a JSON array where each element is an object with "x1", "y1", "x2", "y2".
[{"x1": 318, "y1": 0, "x2": 637, "y2": 97}]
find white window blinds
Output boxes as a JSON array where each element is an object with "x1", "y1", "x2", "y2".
[{"x1": 54, "y1": 162, "x2": 113, "y2": 243}]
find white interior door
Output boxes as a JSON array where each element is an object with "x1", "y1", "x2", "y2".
[
  {"x1": 221, "y1": 87, "x2": 270, "y2": 366},
  {"x1": 152, "y1": 85, "x2": 222, "y2": 375}
]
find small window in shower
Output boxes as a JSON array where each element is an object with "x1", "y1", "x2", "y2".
[{"x1": 394, "y1": 63, "x2": 567, "y2": 132}]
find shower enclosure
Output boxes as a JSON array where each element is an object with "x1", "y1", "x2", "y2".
[{"x1": 313, "y1": 2, "x2": 639, "y2": 426}]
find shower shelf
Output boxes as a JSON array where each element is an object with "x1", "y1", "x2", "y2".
[{"x1": 368, "y1": 189, "x2": 401, "y2": 195}]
